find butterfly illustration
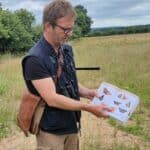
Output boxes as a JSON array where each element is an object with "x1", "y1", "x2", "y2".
[
  {"x1": 126, "y1": 102, "x2": 131, "y2": 108},
  {"x1": 114, "y1": 101, "x2": 121, "y2": 105},
  {"x1": 103, "y1": 88, "x2": 111, "y2": 95},
  {"x1": 119, "y1": 107, "x2": 127, "y2": 113},
  {"x1": 98, "y1": 95, "x2": 104, "y2": 101},
  {"x1": 118, "y1": 94, "x2": 127, "y2": 100},
  {"x1": 128, "y1": 112, "x2": 131, "y2": 116}
]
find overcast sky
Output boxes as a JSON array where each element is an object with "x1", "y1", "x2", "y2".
[{"x1": 1, "y1": 0, "x2": 150, "y2": 28}]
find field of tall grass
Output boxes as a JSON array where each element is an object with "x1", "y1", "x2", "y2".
[{"x1": 0, "y1": 33, "x2": 150, "y2": 149}]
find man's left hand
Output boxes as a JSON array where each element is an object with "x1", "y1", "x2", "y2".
[{"x1": 85, "y1": 89, "x2": 99, "y2": 100}]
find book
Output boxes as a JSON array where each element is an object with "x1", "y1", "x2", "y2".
[{"x1": 91, "y1": 82, "x2": 140, "y2": 123}]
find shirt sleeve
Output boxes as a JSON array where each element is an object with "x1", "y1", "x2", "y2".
[{"x1": 23, "y1": 56, "x2": 51, "y2": 81}]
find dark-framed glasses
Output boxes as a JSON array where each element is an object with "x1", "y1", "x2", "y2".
[{"x1": 54, "y1": 24, "x2": 74, "y2": 34}]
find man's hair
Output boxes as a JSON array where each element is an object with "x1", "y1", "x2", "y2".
[{"x1": 43, "y1": 0, "x2": 76, "y2": 26}]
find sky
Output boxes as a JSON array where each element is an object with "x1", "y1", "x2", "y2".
[{"x1": 1, "y1": 0, "x2": 150, "y2": 28}]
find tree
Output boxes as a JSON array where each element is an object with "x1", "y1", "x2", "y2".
[
  {"x1": 71, "y1": 25, "x2": 82, "y2": 39},
  {"x1": 15, "y1": 9, "x2": 42, "y2": 45},
  {"x1": 75, "y1": 5, "x2": 93, "y2": 37},
  {"x1": 0, "y1": 9, "x2": 33, "y2": 53},
  {"x1": 15, "y1": 9, "x2": 35, "y2": 33},
  {"x1": 32, "y1": 24, "x2": 42, "y2": 42}
]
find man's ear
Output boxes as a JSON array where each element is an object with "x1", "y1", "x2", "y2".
[{"x1": 44, "y1": 22, "x2": 52, "y2": 32}]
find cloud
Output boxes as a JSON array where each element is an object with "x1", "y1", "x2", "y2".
[
  {"x1": 71, "y1": 0, "x2": 150, "y2": 26},
  {"x1": 93, "y1": 15, "x2": 150, "y2": 28},
  {"x1": 2, "y1": 0, "x2": 44, "y2": 11},
  {"x1": 1, "y1": 0, "x2": 150, "y2": 27}
]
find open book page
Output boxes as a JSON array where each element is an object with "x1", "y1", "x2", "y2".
[{"x1": 91, "y1": 82, "x2": 140, "y2": 123}]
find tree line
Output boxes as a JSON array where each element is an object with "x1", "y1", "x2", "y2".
[
  {"x1": 0, "y1": 4, "x2": 92, "y2": 53},
  {"x1": 88, "y1": 25, "x2": 150, "y2": 37}
]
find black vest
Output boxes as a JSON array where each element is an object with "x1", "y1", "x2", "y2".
[{"x1": 22, "y1": 37, "x2": 81, "y2": 134}]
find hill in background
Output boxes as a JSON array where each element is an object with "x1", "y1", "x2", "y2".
[{"x1": 89, "y1": 24, "x2": 150, "y2": 36}]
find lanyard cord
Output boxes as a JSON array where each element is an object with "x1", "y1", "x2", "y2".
[{"x1": 53, "y1": 47, "x2": 64, "y2": 84}]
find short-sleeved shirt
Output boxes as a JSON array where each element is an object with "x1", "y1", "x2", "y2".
[
  {"x1": 22, "y1": 36, "x2": 79, "y2": 135},
  {"x1": 24, "y1": 56, "x2": 51, "y2": 96}
]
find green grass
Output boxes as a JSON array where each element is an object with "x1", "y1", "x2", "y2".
[
  {"x1": 0, "y1": 81, "x2": 6, "y2": 95},
  {"x1": 0, "y1": 109, "x2": 11, "y2": 138},
  {"x1": 72, "y1": 33, "x2": 150, "y2": 144},
  {"x1": 110, "y1": 144, "x2": 140, "y2": 150},
  {"x1": 82, "y1": 133, "x2": 140, "y2": 150},
  {"x1": 0, "y1": 54, "x2": 24, "y2": 138},
  {"x1": 73, "y1": 34, "x2": 150, "y2": 107},
  {"x1": 0, "y1": 33, "x2": 150, "y2": 149}
]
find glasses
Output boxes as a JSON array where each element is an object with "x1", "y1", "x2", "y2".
[{"x1": 54, "y1": 24, "x2": 74, "y2": 34}]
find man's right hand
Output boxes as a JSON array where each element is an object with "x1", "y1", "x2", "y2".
[{"x1": 83, "y1": 104, "x2": 115, "y2": 118}]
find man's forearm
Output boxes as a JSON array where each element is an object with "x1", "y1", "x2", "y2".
[
  {"x1": 45, "y1": 93, "x2": 111, "y2": 118},
  {"x1": 78, "y1": 83, "x2": 90, "y2": 98},
  {"x1": 31, "y1": 78, "x2": 109, "y2": 118},
  {"x1": 46, "y1": 92, "x2": 89, "y2": 111}
]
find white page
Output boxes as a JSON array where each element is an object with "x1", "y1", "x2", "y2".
[{"x1": 91, "y1": 82, "x2": 140, "y2": 123}]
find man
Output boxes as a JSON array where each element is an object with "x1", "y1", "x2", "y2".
[{"x1": 22, "y1": 0, "x2": 114, "y2": 149}]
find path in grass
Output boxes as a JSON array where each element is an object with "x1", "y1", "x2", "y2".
[{"x1": 0, "y1": 113, "x2": 149, "y2": 150}]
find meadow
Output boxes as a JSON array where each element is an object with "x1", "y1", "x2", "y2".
[{"x1": 0, "y1": 33, "x2": 150, "y2": 149}]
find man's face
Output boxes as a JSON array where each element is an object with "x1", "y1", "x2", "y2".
[{"x1": 52, "y1": 15, "x2": 75, "y2": 45}]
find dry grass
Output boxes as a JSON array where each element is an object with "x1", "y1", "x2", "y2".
[
  {"x1": 73, "y1": 33, "x2": 150, "y2": 107},
  {"x1": 80, "y1": 109, "x2": 150, "y2": 150},
  {"x1": 0, "y1": 54, "x2": 24, "y2": 138},
  {"x1": 0, "y1": 33, "x2": 150, "y2": 149}
]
